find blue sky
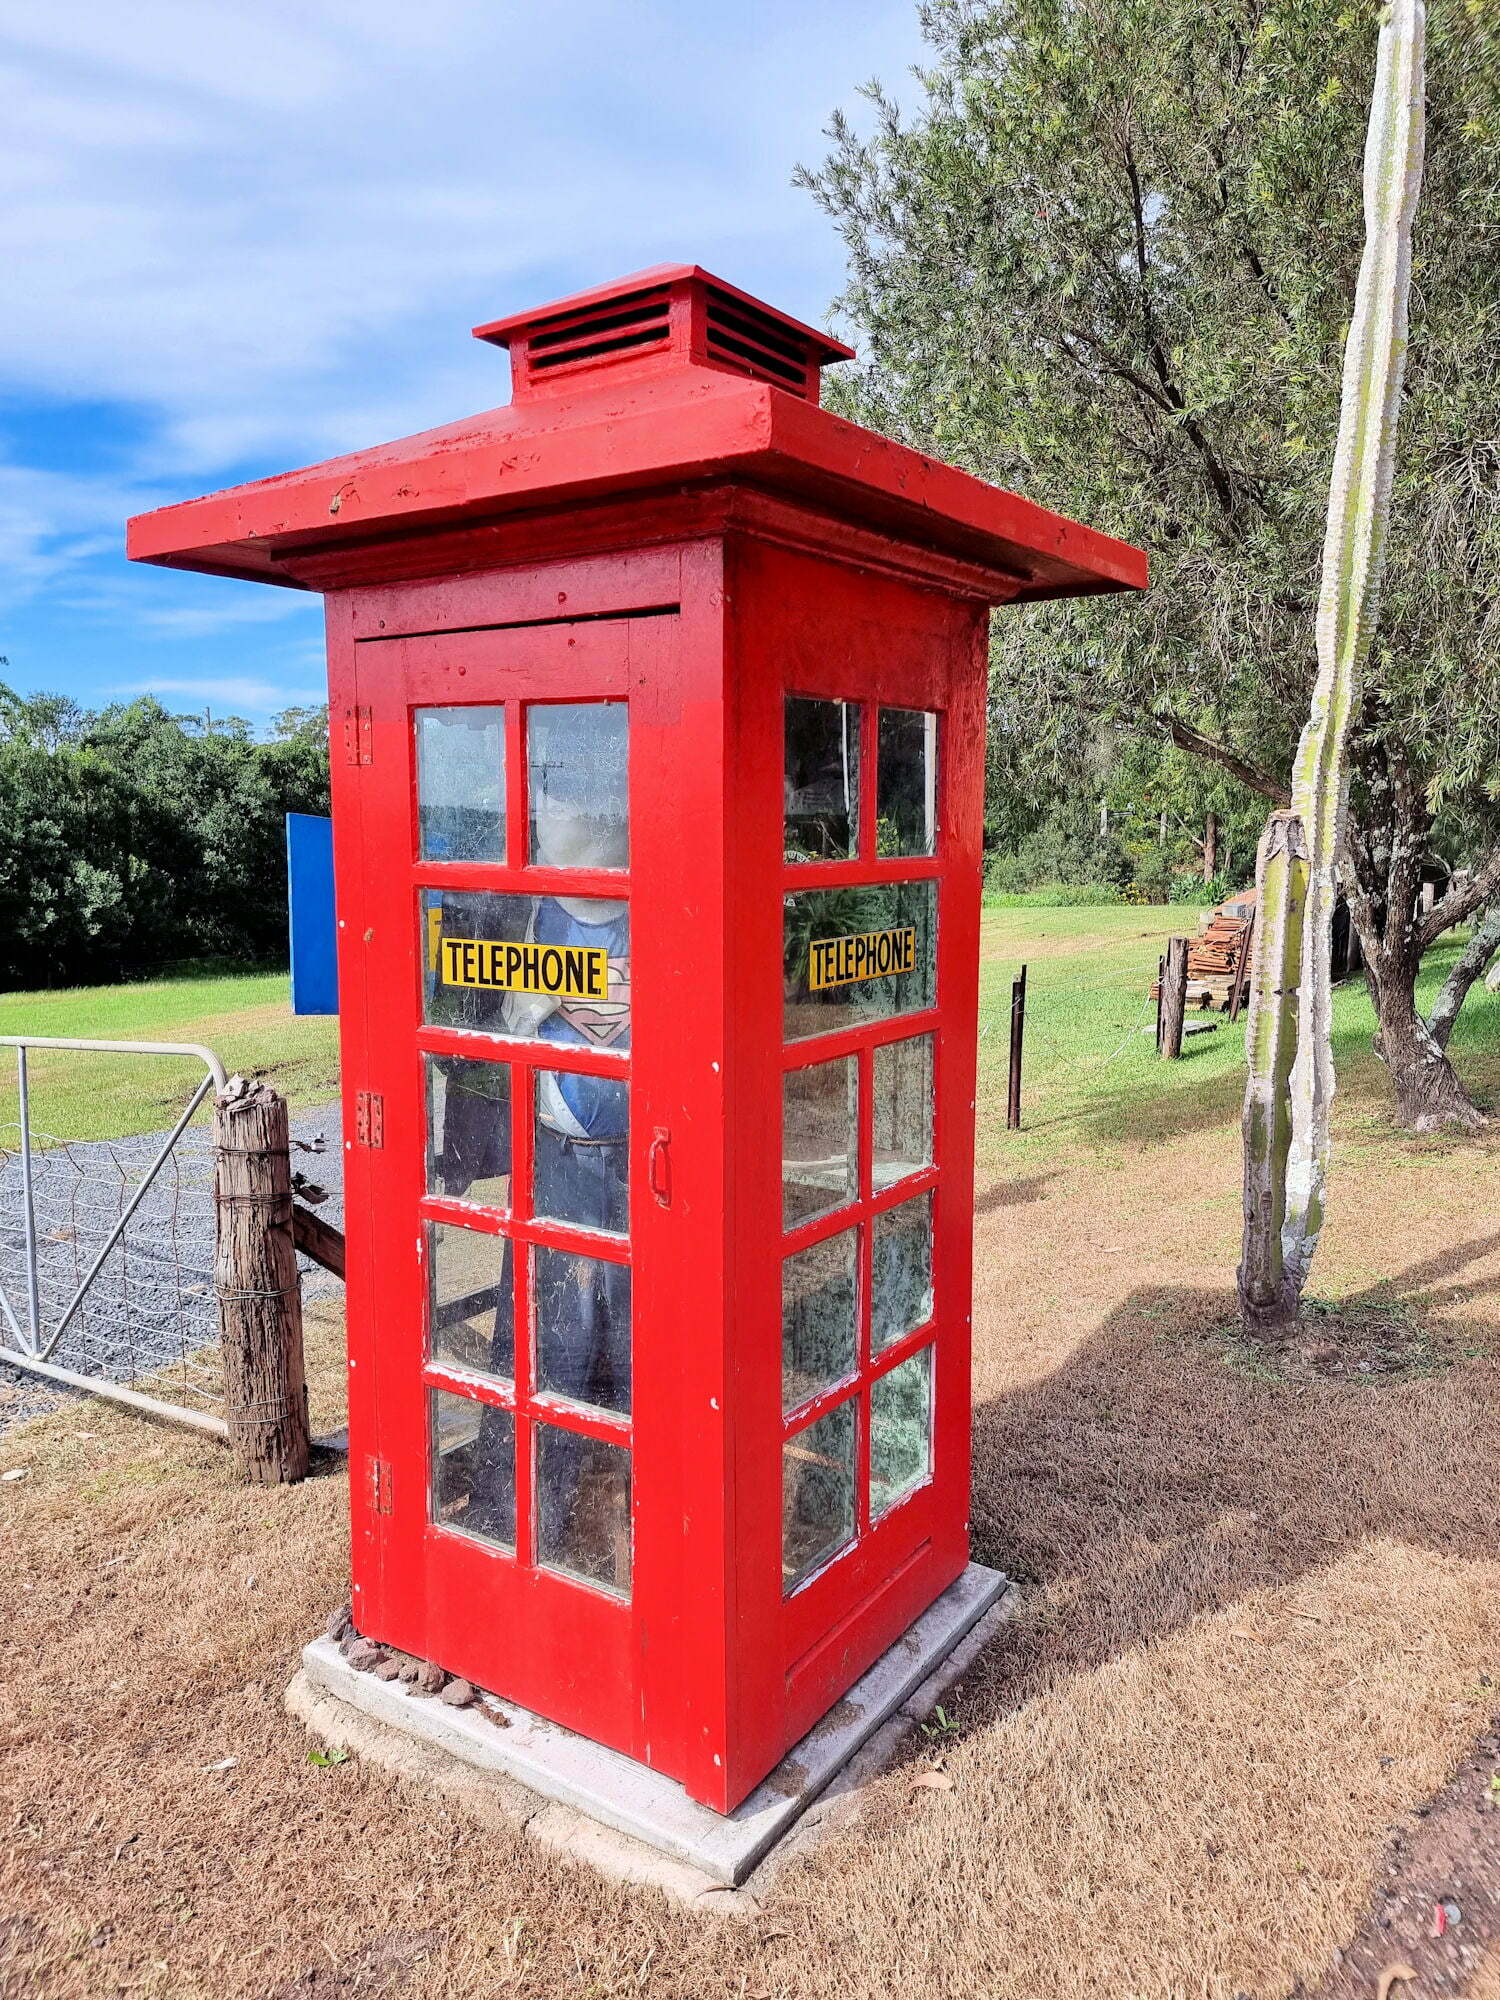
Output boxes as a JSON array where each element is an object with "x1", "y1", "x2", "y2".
[{"x1": 1, "y1": 1, "x2": 928, "y2": 729}]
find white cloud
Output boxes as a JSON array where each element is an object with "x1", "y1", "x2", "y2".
[
  {"x1": 0, "y1": 0, "x2": 927, "y2": 688},
  {"x1": 117, "y1": 674, "x2": 324, "y2": 713},
  {"x1": 0, "y1": 1, "x2": 922, "y2": 470},
  {"x1": 0, "y1": 459, "x2": 146, "y2": 605}
]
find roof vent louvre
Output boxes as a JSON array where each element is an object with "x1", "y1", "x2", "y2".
[
  {"x1": 704, "y1": 287, "x2": 813, "y2": 394},
  {"x1": 474, "y1": 265, "x2": 854, "y2": 404}
]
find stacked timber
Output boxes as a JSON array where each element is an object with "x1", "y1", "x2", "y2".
[{"x1": 1151, "y1": 889, "x2": 1255, "y2": 1013}]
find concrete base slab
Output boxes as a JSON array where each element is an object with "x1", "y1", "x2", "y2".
[{"x1": 291, "y1": 1562, "x2": 1011, "y2": 1895}]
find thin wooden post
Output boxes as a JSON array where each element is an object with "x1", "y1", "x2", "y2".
[
  {"x1": 1160, "y1": 936, "x2": 1189, "y2": 1059},
  {"x1": 1229, "y1": 913, "x2": 1256, "y2": 1023},
  {"x1": 214, "y1": 1077, "x2": 310, "y2": 1484},
  {"x1": 1006, "y1": 964, "x2": 1027, "y2": 1131},
  {"x1": 1155, "y1": 955, "x2": 1166, "y2": 1051}
]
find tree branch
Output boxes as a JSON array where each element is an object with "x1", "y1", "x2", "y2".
[
  {"x1": 1417, "y1": 841, "x2": 1500, "y2": 953},
  {"x1": 1427, "y1": 903, "x2": 1500, "y2": 1049},
  {"x1": 1150, "y1": 712, "x2": 1291, "y2": 806}
]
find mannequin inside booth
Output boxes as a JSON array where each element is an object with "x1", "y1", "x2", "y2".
[{"x1": 426, "y1": 703, "x2": 631, "y2": 1582}]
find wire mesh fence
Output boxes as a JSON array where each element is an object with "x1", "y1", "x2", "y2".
[
  {"x1": 0, "y1": 1038, "x2": 342, "y2": 1438},
  {"x1": 0, "y1": 1113, "x2": 223, "y2": 1415}
]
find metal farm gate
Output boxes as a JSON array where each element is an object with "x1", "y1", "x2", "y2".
[{"x1": 0, "y1": 1037, "x2": 231, "y2": 1438}]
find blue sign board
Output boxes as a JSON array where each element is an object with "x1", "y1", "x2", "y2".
[{"x1": 287, "y1": 812, "x2": 338, "y2": 1015}]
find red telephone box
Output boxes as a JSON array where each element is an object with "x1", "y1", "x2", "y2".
[{"x1": 129, "y1": 265, "x2": 1144, "y2": 1813}]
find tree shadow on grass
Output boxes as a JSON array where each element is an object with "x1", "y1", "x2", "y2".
[
  {"x1": 958, "y1": 1232, "x2": 1500, "y2": 1726},
  {"x1": 972, "y1": 1172, "x2": 1061, "y2": 1215}
]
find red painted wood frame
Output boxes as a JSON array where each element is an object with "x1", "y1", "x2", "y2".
[
  {"x1": 327, "y1": 535, "x2": 987, "y2": 1813},
  {"x1": 718, "y1": 539, "x2": 986, "y2": 1803}
]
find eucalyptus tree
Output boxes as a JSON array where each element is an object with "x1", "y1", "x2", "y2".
[{"x1": 799, "y1": 0, "x2": 1500, "y2": 1129}]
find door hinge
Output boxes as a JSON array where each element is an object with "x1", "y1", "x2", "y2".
[
  {"x1": 343, "y1": 704, "x2": 372, "y2": 765},
  {"x1": 355, "y1": 1091, "x2": 384, "y2": 1148},
  {"x1": 369, "y1": 1455, "x2": 393, "y2": 1516}
]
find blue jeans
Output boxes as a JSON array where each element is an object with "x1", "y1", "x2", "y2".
[{"x1": 472, "y1": 1125, "x2": 628, "y2": 1558}]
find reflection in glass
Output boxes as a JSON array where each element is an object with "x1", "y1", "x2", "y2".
[
  {"x1": 870, "y1": 1347, "x2": 933, "y2": 1517},
  {"x1": 782, "y1": 1227, "x2": 857, "y2": 1413},
  {"x1": 534, "y1": 1246, "x2": 631, "y2": 1414},
  {"x1": 536, "y1": 1425, "x2": 631, "y2": 1596},
  {"x1": 533, "y1": 1074, "x2": 629, "y2": 1236},
  {"x1": 872, "y1": 1035, "x2": 933, "y2": 1192},
  {"x1": 428, "y1": 1222, "x2": 512, "y2": 1381},
  {"x1": 528, "y1": 703, "x2": 629, "y2": 869},
  {"x1": 425, "y1": 1054, "x2": 511, "y2": 1207},
  {"x1": 430, "y1": 1390, "x2": 515, "y2": 1550},
  {"x1": 783, "y1": 1399, "x2": 855, "y2": 1591},
  {"x1": 421, "y1": 889, "x2": 631, "y2": 1051},
  {"x1": 783, "y1": 880, "x2": 937, "y2": 1041},
  {"x1": 782, "y1": 1058, "x2": 857, "y2": 1229},
  {"x1": 876, "y1": 708, "x2": 937, "y2": 857},
  {"x1": 784, "y1": 698, "x2": 861, "y2": 860},
  {"x1": 416, "y1": 707, "x2": 504, "y2": 862},
  {"x1": 871, "y1": 1194, "x2": 934, "y2": 1352}
]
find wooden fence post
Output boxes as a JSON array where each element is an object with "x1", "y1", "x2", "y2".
[
  {"x1": 1229, "y1": 913, "x2": 1255, "y2": 1023},
  {"x1": 1160, "y1": 937, "x2": 1189, "y2": 1060},
  {"x1": 1007, "y1": 963, "x2": 1027, "y2": 1131},
  {"x1": 214, "y1": 1077, "x2": 310, "y2": 1484}
]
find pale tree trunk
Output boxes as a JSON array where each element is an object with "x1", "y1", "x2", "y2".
[
  {"x1": 1428, "y1": 906, "x2": 1500, "y2": 1050},
  {"x1": 1203, "y1": 810, "x2": 1218, "y2": 883},
  {"x1": 1363, "y1": 930, "x2": 1485, "y2": 1133},
  {"x1": 1344, "y1": 804, "x2": 1497, "y2": 1131}
]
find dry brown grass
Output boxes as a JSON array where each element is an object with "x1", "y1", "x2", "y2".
[{"x1": 2, "y1": 1015, "x2": 1499, "y2": 1998}]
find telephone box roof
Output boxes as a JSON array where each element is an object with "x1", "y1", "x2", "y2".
[{"x1": 127, "y1": 266, "x2": 1146, "y2": 603}]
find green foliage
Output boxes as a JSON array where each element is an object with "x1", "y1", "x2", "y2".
[
  {"x1": 983, "y1": 881, "x2": 1122, "y2": 906},
  {"x1": 1167, "y1": 873, "x2": 1237, "y2": 906},
  {"x1": 800, "y1": 0, "x2": 1500, "y2": 1065},
  {"x1": 0, "y1": 688, "x2": 329, "y2": 989}
]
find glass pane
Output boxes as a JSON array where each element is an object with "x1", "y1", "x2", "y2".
[
  {"x1": 782, "y1": 1057, "x2": 857, "y2": 1229},
  {"x1": 528, "y1": 703, "x2": 629, "y2": 869},
  {"x1": 783, "y1": 1399, "x2": 855, "y2": 1591},
  {"x1": 425, "y1": 1055, "x2": 511, "y2": 1207},
  {"x1": 422, "y1": 888, "x2": 631, "y2": 1051},
  {"x1": 428, "y1": 1222, "x2": 512, "y2": 1381},
  {"x1": 785, "y1": 697, "x2": 861, "y2": 861},
  {"x1": 536, "y1": 1425, "x2": 631, "y2": 1596},
  {"x1": 876, "y1": 708, "x2": 937, "y2": 857},
  {"x1": 416, "y1": 706, "x2": 504, "y2": 862},
  {"x1": 872, "y1": 1035, "x2": 933, "y2": 1193},
  {"x1": 534, "y1": 1075, "x2": 629, "y2": 1234},
  {"x1": 784, "y1": 880, "x2": 937, "y2": 1041},
  {"x1": 782, "y1": 1227, "x2": 857, "y2": 1413},
  {"x1": 430, "y1": 1390, "x2": 515, "y2": 1550},
  {"x1": 871, "y1": 1193, "x2": 934, "y2": 1353},
  {"x1": 870, "y1": 1346, "x2": 933, "y2": 1517},
  {"x1": 534, "y1": 1245, "x2": 632, "y2": 1414}
]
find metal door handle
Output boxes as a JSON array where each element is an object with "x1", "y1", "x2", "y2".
[{"x1": 649, "y1": 1128, "x2": 671, "y2": 1208}]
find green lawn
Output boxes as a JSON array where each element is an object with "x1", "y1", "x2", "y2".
[
  {"x1": 0, "y1": 969, "x2": 341, "y2": 1143},
  {"x1": 1, "y1": 911, "x2": 1494, "y2": 1156},
  {"x1": 976, "y1": 901, "x2": 1499, "y2": 1178}
]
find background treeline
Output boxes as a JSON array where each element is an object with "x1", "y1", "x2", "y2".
[
  {"x1": 986, "y1": 712, "x2": 1266, "y2": 906},
  {"x1": 0, "y1": 676, "x2": 1266, "y2": 996},
  {"x1": 0, "y1": 686, "x2": 330, "y2": 989}
]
